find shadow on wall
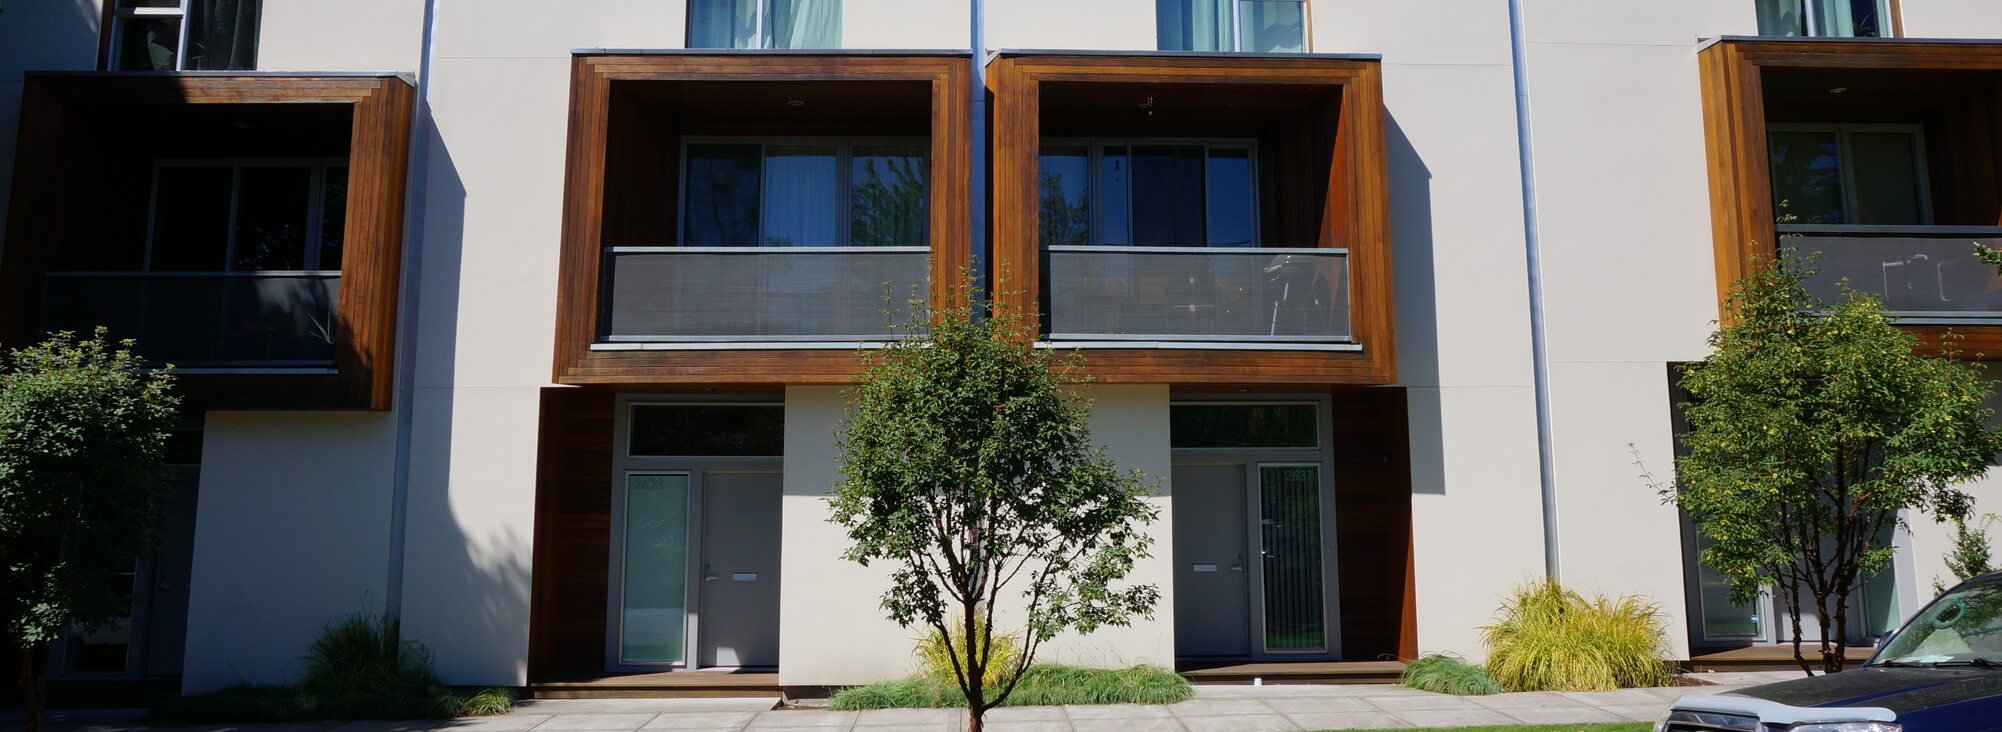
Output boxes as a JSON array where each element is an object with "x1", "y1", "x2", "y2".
[
  {"x1": 0, "y1": 0, "x2": 105, "y2": 254},
  {"x1": 1383, "y1": 114, "x2": 1447, "y2": 498},
  {"x1": 392, "y1": 120, "x2": 535, "y2": 686}
]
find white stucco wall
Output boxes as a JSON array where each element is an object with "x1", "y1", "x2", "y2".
[
  {"x1": 845, "y1": 0, "x2": 967, "y2": 50},
  {"x1": 986, "y1": 0, "x2": 1156, "y2": 51},
  {"x1": 1901, "y1": 0, "x2": 2002, "y2": 39},
  {"x1": 182, "y1": 412, "x2": 398, "y2": 692},
  {"x1": 778, "y1": 384, "x2": 1174, "y2": 686},
  {"x1": 255, "y1": 0, "x2": 425, "y2": 72}
]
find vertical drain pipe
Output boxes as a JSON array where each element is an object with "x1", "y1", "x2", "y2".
[
  {"x1": 1507, "y1": 0, "x2": 1561, "y2": 580},
  {"x1": 969, "y1": 0, "x2": 989, "y2": 302},
  {"x1": 386, "y1": 0, "x2": 442, "y2": 617}
]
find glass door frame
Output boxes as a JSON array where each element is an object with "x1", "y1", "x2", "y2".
[
  {"x1": 605, "y1": 396, "x2": 784, "y2": 673},
  {"x1": 1169, "y1": 394, "x2": 1343, "y2": 662},
  {"x1": 1678, "y1": 509, "x2": 1920, "y2": 648}
]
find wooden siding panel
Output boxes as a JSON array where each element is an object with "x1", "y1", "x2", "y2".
[
  {"x1": 529, "y1": 388, "x2": 618, "y2": 680},
  {"x1": 1329, "y1": 387, "x2": 1416, "y2": 661}
]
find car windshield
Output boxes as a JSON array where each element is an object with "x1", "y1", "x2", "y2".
[{"x1": 1873, "y1": 577, "x2": 2002, "y2": 667}]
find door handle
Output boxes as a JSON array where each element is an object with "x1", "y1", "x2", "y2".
[
  {"x1": 1229, "y1": 554, "x2": 1246, "y2": 573},
  {"x1": 703, "y1": 564, "x2": 718, "y2": 583}
]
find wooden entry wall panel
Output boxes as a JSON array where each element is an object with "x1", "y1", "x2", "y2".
[
  {"x1": 551, "y1": 53, "x2": 972, "y2": 386},
  {"x1": 1326, "y1": 387, "x2": 1417, "y2": 661},
  {"x1": 990, "y1": 53, "x2": 1396, "y2": 385},
  {"x1": 529, "y1": 387, "x2": 618, "y2": 679},
  {"x1": 1699, "y1": 39, "x2": 2002, "y2": 360},
  {"x1": 0, "y1": 73, "x2": 414, "y2": 409}
]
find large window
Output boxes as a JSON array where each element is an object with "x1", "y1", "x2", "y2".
[
  {"x1": 1039, "y1": 140, "x2": 1258, "y2": 247},
  {"x1": 680, "y1": 139, "x2": 928, "y2": 247},
  {"x1": 1768, "y1": 124, "x2": 1930, "y2": 226},
  {"x1": 148, "y1": 160, "x2": 349, "y2": 272},
  {"x1": 1157, "y1": 0, "x2": 1307, "y2": 53},
  {"x1": 688, "y1": 0, "x2": 842, "y2": 50},
  {"x1": 108, "y1": 0, "x2": 261, "y2": 71},
  {"x1": 1755, "y1": 0, "x2": 1893, "y2": 38}
]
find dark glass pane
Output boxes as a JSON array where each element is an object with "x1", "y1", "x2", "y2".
[
  {"x1": 320, "y1": 165, "x2": 349, "y2": 269},
  {"x1": 1132, "y1": 145, "x2": 1206, "y2": 245},
  {"x1": 1848, "y1": 0, "x2": 1885, "y2": 37},
  {"x1": 683, "y1": 143, "x2": 762, "y2": 246},
  {"x1": 1768, "y1": 130, "x2": 1846, "y2": 224},
  {"x1": 115, "y1": 17, "x2": 180, "y2": 71},
  {"x1": 1848, "y1": 132, "x2": 1926, "y2": 225},
  {"x1": 851, "y1": 144, "x2": 929, "y2": 246},
  {"x1": 151, "y1": 166, "x2": 233, "y2": 271},
  {"x1": 1100, "y1": 147, "x2": 1130, "y2": 245},
  {"x1": 1171, "y1": 404, "x2": 1317, "y2": 449},
  {"x1": 1207, "y1": 147, "x2": 1255, "y2": 246},
  {"x1": 630, "y1": 405, "x2": 784, "y2": 456},
  {"x1": 186, "y1": 0, "x2": 261, "y2": 71},
  {"x1": 1260, "y1": 465, "x2": 1325, "y2": 652},
  {"x1": 233, "y1": 166, "x2": 312, "y2": 271},
  {"x1": 688, "y1": 0, "x2": 756, "y2": 48},
  {"x1": 1038, "y1": 146, "x2": 1090, "y2": 247},
  {"x1": 164, "y1": 429, "x2": 206, "y2": 466}
]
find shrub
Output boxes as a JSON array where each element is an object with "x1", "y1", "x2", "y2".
[
  {"x1": 1482, "y1": 580, "x2": 1673, "y2": 692},
  {"x1": 915, "y1": 615, "x2": 1020, "y2": 689},
  {"x1": 1401, "y1": 653, "x2": 1501, "y2": 695},
  {"x1": 301, "y1": 613, "x2": 434, "y2": 696},
  {"x1": 829, "y1": 664, "x2": 1190, "y2": 710}
]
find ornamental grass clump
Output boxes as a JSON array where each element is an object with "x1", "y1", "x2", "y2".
[
  {"x1": 916, "y1": 615, "x2": 1020, "y2": 690},
  {"x1": 1482, "y1": 580, "x2": 1674, "y2": 692},
  {"x1": 1400, "y1": 653, "x2": 1501, "y2": 695}
]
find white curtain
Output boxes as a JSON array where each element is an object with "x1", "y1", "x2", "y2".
[
  {"x1": 1157, "y1": 0, "x2": 1232, "y2": 51},
  {"x1": 762, "y1": 146, "x2": 840, "y2": 247},
  {"x1": 1755, "y1": 0, "x2": 1804, "y2": 36},
  {"x1": 767, "y1": 0, "x2": 841, "y2": 49},
  {"x1": 1812, "y1": 0, "x2": 1857, "y2": 37},
  {"x1": 688, "y1": 0, "x2": 757, "y2": 48}
]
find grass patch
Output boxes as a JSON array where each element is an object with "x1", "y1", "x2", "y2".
[
  {"x1": 1315, "y1": 725, "x2": 1648, "y2": 732},
  {"x1": 1400, "y1": 653, "x2": 1502, "y2": 695},
  {"x1": 829, "y1": 664, "x2": 1191, "y2": 710}
]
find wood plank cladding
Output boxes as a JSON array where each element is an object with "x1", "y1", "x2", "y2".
[
  {"x1": 0, "y1": 73, "x2": 414, "y2": 409},
  {"x1": 529, "y1": 387, "x2": 618, "y2": 679},
  {"x1": 551, "y1": 53, "x2": 972, "y2": 386},
  {"x1": 990, "y1": 53, "x2": 1396, "y2": 386},
  {"x1": 1325, "y1": 386, "x2": 1418, "y2": 661},
  {"x1": 1698, "y1": 39, "x2": 2002, "y2": 360}
]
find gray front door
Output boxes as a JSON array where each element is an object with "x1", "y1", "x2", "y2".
[
  {"x1": 698, "y1": 471, "x2": 783, "y2": 668},
  {"x1": 1173, "y1": 463, "x2": 1252, "y2": 658},
  {"x1": 143, "y1": 471, "x2": 200, "y2": 676}
]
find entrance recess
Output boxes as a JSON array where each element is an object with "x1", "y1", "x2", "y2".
[
  {"x1": 608, "y1": 401, "x2": 784, "y2": 672},
  {"x1": 1170, "y1": 400, "x2": 1340, "y2": 662}
]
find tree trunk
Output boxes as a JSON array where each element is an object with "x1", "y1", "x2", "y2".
[
  {"x1": 965, "y1": 701, "x2": 986, "y2": 732},
  {"x1": 1813, "y1": 588, "x2": 1838, "y2": 675},
  {"x1": 19, "y1": 642, "x2": 48, "y2": 732},
  {"x1": 1828, "y1": 587, "x2": 1852, "y2": 675},
  {"x1": 1785, "y1": 584, "x2": 1813, "y2": 676}
]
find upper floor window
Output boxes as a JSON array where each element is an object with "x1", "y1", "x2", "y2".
[
  {"x1": 108, "y1": 0, "x2": 261, "y2": 71},
  {"x1": 681, "y1": 139, "x2": 928, "y2": 246},
  {"x1": 688, "y1": 0, "x2": 841, "y2": 50},
  {"x1": 1755, "y1": 0, "x2": 1892, "y2": 38},
  {"x1": 148, "y1": 160, "x2": 349, "y2": 272},
  {"x1": 1768, "y1": 124, "x2": 1930, "y2": 227},
  {"x1": 1157, "y1": 0, "x2": 1307, "y2": 53},
  {"x1": 1039, "y1": 140, "x2": 1258, "y2": 247}
]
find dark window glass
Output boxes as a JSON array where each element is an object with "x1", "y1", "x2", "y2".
[
  {"x1": 1847, "y1": 0, "x2": 1886, "y2": 37},
  {"x1": 630, "y1": 405, "x2": 784, "y2": 456},
  {"x1": 1100, "y1": 147, "x2": 1130, "y2": 245},
  {"x1": 1171, "y1": 403, "x2": 1317, "y2": 449},
  {"x1": 164, "y1": 429, "x2": 205, "y2": 466},
  {"x1": 233, "y1": 166, "x2": 313, "y2": 270},
  {"x1": 1132, "y1": 144, "x2": 1207, "y2": 246},
  {"x1": 186, "y1": 0, "x2": 261, "y2": 71},
  {"x1": 1768, "y1": 130, "x2": 1846, "y2": 224},
  {"x1": 114, "y1": 17, "x2": 181, "y2": 71},
  {"x1": 1206, "y1": 147, "x2": 1254, "y2": 246},
  {"x1": 320, "y1": 165, "x2": 349, "y2": 269},
  {"x1": 1038, "y1": 146, "x2": 1091, "y2": 247},
  {"x1": 151, "y1": 166, "x2": 233, "y2": 271},
  {"x1": 683, "y1": 144, "x2": 762, "y2": 246},
  {"x1": 850, "y1": 145, "x2": 928, "y2": 246}
]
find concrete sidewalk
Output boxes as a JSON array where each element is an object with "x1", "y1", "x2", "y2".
[{"x1": 8, "y1": 672, "x2": 1800, "y2": 732}]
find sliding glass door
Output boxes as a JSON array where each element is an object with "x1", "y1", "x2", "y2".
[{"x1": 1258, "y1": 464, "x2": 1326, "y2": 654}]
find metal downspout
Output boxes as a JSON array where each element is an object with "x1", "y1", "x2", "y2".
[
  {"x1": 1507, "y1": 0, "x2": 1562, "y2": 580},
  {"x1": 970, "y1": 0, "x2": 990, "y2": 302},
  {"x1": 386, "y1": 0, "x2": 442, "y2": 617}
]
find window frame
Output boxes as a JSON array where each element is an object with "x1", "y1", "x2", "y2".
[
  {"x1": 684, "y1": 0, "x2": 842, "y2": 50},
  {"x1": 108, "y1": 0, "x2": 194, "y2": 71},
  {"x1": 1039, "y1": 137, "x2": 1263, "y2": 248},
  {"x1": 1760, "y1": 0, "x2": 1898, "y2": 38},
  {"x1": 675, "y1": 136, "x2": 931, "y2": 248},
  {"x1": 1159, "y1": 0, "x2": 1312, "y2": 53},
  {"x1": 1767, "y1": 122, "x2": 1934, "y2": 227},
  {"x1": 144, "y1": 158, "x2": 349, "y2": 274},
  {"x1": 1168, "y1": 400, "x2": 1321, "y2": 452}
]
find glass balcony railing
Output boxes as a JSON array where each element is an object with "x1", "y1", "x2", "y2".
[
  {"x1": 41, "y1": 271, "x2": 340, "y2": 368},
  {"x1": 600, "y1": 247, "x2": 930, "y2": 343},
  {"x1": 1042, "y1": 246, "x2": 1351, "y2": 345},
  {"x1": 1782, "y1": 225, "x2": 2002, "y2": 321}
]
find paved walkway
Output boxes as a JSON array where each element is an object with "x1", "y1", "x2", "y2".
[{"x1": 8, "y1": 672, "x2": 1800, "y2": 732}]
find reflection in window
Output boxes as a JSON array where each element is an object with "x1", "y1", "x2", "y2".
[
  {"x1": 1038, "y1": 140, "x2": 1259, "y2": 247},
  {"x1": 1171, "y1": 403, "x2": 1318, "y2": 449},
  {"x1": 681, "y1": 140, "x2": 930, "y2": 247},
  {"x1": 1768, "y1": 125, "x2": 1930, "y2": 226},
  {"x1": 1158, "y1": 0, "x2": 1307, "y2": 52},
  {"x1": 148, "y1": 161, "x2": 347, "y2": 272},
  {"x1": 1038, "y1": 147, "x2": 1092, "y2": 247},
  {"x1": 1755, "y1": 0, "x2": 1892, "y2": 38},
  {"x1": 850, "y1": 145, "x2": 929, "y2": 246}
]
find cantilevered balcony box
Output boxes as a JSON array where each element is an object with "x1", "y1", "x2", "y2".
[
  {"x1": 551, "y1": 51, "x2": 972, "y2": 386},
  {"x1": 990, "y1": 51, "x2": 1395, "y2": 386},
  {"x1": 0, "y1": 73, "x2": 414, "y2": 409},
  {"x1": 1700, "y1": 37, "x2": 2002, "y2": 358}
]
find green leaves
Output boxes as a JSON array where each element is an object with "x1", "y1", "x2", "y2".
[
  {"x1": 0, "y1": 329, "x2": 178, "y2": 651},
  {"x1": 828, "y1": 282, "x2": 1158, "y2": 718}
]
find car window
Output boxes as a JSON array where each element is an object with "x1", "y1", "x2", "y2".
[{"x1": 1876, "y1": 579, "x2": 2002, "y2": 665}]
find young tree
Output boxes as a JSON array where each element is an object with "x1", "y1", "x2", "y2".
[
  {"x1": 828, "y1": 293, "x2": 1159, "y2": 732},
  {"x1": 0, "y1": 330, "x2": 178, "y2": 732},
  {"x1": 1656, "y1": 251, "x2": 2002, "y2": 675},
  {"x1": 1933, "y1": 513, "x2": 1997, "y2": 596}
]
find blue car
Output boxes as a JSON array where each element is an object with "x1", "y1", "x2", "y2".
[{"x1": 1660, "y1": 572, "x2": 2002, "y2": 732}]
